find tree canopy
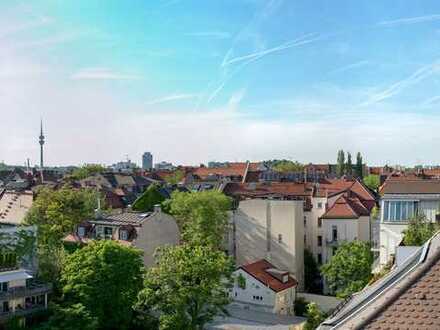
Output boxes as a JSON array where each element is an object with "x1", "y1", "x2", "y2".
[
  {"x1": 363, "y1": 174, "x2": 380, "y2": 192},
  {"x1": 304, "y1": 302, "x2": 326, "y2": 330},
  {"x1": 271, "y1": 160, "x2": 304, "y2": 173},
  {"x1": 336, "y1": 150, "x2": 345, "y2": 177},
  {"x1": 402, "y1": 213, "x2": 438, "y2": 246},
  {"x1": 132, "y1": 184, "x2": 165, "y2": 212},
  {"x1": 165, "y1": 190, "x2": 231, "y2": 249},
  {"x1": 304, "y1": 249, "x2": 322, "y2": 294},
  {"x1": 36, "y1": 303, "x2": 98, "y2": 330},
  {"x1": 355, "y1": 152, "x2": 363, "y2": 179},
  {"x1": 71, "y1": 164, "x2": 106, "y2": 180},
  {"x1": 24, "y1": 186, "x2": 98, "y2": 282},
  {"x1": 136, "y1": 244, "x2": 234, "y2": 330},
  {"x1": 165, "y1": 169, "x2": 185, "y2": 185},
  {"x1": 61, "y1": 240, "x2": 144, "y2": 330},
  {"x1": 321, "y1": 241, "x2": 373, "y2": 298},
  {"x1": 345, "y1": 152, "x2": 353, "y2": 175}
]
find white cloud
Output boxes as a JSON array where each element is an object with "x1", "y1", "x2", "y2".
[
  {"x1": 70, "y1": 68, "x2": 142, "y2": 80},
  {"x1": 184, "y1": 31, "x2": 231, "y2": 39},
  {"x1": 378, "y1": 14, "x2": 440, "y2": 27},
  {"x1": 146, "y1": 93, "x2": 197, "y2": 105}
]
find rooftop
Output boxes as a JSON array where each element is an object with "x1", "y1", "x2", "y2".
[
  {"x1": 0, "y1": 191, "x2": 33, "y2": 225},
  {"x1": 319, "y1": 231, "x2": 440, "y2": 329},
  {"x1": 380, "y1": 179, "x2": 440, "y2": 195},
  {"x1": 239, "y1": 259, "x2": 297, "y2": 293}
]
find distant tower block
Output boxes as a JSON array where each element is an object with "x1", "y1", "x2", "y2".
[{"x1": 39, "y1": 119, "x2": 45, "y2": 170}]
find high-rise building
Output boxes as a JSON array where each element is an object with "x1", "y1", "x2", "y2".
[{"x1": 142, "y1": 152, "x2": 153, "y2": 171}]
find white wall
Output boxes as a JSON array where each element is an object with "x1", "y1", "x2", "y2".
[
  {"x1": 232, "y1": 269, "x2": 276, "y2": 308},
  {"x1": 233, "y1": 199, "x2": 304, "y2": 290}
]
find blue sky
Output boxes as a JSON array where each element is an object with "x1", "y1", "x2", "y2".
[{"x1": 2, "y1": 1, "x2": 440, "y2": 166}]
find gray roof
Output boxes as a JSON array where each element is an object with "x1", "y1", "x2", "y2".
[
  {"x1": 89, "y1": 212, "x2": 153, "y2": 226},
  {"x1": 381, "y1": 180, "x2": 440, "y2": 195}
]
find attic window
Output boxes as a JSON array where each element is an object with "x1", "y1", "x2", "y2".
[{"x1": 78, "y1": 227, "x2": 85, "y2": 237}]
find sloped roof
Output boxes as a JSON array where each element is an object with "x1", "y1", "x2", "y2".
[
  {"x1": 240, "y1": 259, "x2": 298, "y2": 293},
  {"x1": 0, "y1": 191, "x2": 33, "y2": 225},
  {"x1": 319, "y1": 231, "x2": 440, "y2": 330},
  {"x1": 380, "y1": 179, "x2": 440, "y2": 195},
  {"x1": 223, "y1": 182, "x2": 311, "y2": 198}
]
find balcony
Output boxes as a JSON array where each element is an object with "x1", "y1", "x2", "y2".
[
  {"x1": 0, "y1": 305, "x2": 48, "y2": 321},
  {"x1": 0, "y1": 281, "x2": 52, "y2": 300}
]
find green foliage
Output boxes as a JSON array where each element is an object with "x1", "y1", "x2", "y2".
[
  {"x1": 61, "y1": 240, "x2": 144, "y2": 330},
  {"x1": 132, "y1": 184, "x2": 165, "y2": 212},
  {"x1": 271, "y1": 160, "x2": 304, "y2": 173},
  {"x1": 355, "y1": 152, "x2": 363, "y2": 179},
  {"x1": 237, "y1": 273, "x2": 246, "y2": 289},
  {"x1": 24, "y1": 186, "x2": 98, "y2": 283},
  {"x1": 304, "y1": 302, "x2": 326, "y2": 330},
  {"x1": 304, "y1": 249, "x2": 322, "y2": 294},
  {"x1": 136, "y1": 244, "x2": 234, "y2": 330},
  {"x1": 363, "y1": 174, "x2": 380, "y2": 192},
  {"x1": 71, "y1": 164, "x2": 106, "y2": 180},
  {"x1": 36, "y1": 303, "x2": 98, "y2": 330},
  {"x1": 165, "y1": 190, "x2": 231, "y2": 249},
  {"x1": 336, "y1": 150, "x2": 345, "y2": 177},
  {"x1": 165, "y1": 170, "x2": 185, "y2": 185},
  {"x1": 321, "y1": 241, "x2": 373, "y2": 298},
  {"x1": 402, "y1": 213, "x2": 439, "y2": 246},
  {"x1": 345, "y1": 152, "x2": 352, "y2": 175},
  {"x1": 294, "y1": 297, "x2": 309, "y2": 317}
]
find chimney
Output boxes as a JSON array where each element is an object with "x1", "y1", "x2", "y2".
[{"x1": 154, "y1": 204, "x2": 161, "y2": 213}]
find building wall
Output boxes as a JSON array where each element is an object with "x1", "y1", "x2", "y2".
[
  {"x1": 134, "y1": 211, "x2": 180, "y2": 268},
  {"x1": 231, "y1": 269, "x2": 295, "y2": 315},
  {"x1": 233, "y1": 199, "x2": 305, "y2": 291},
  {"x1": 307, "y1": 197, "x2": 328, "y2": 263},
  {"x1": 321, "y1": 218, "x2": 358, "y2": 263},
  {"x1": 379, "y1": 196, "x2": 440, "y2": 265}
]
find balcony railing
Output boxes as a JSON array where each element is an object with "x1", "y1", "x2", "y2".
[
  {"x1": 0, "y1": 305, "x2": 47, "y2": 320},
  {"x1": 326, "y1": 238, "x2": 339, "y2": 246},
  {"x1": 0, "y1": 281, "x2": 52, "y2": 300}
]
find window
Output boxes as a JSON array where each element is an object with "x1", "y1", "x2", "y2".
[
  {"x1": 318, "y1": 235, "x2": 322, "y2": 246},
  {"x1": 317, "y1": 253, "x2": 322, "y2": 264},
  {"x1": 304, "y1": 216, "x2": 307, "y2": 226},
  {"x1": 278, "y1": 234, "x2": 283, "y2": 243},
  {"x1": 104, "y1": 227, "x2": 113, "y2": 239},
  {"x1": 78, "y1": 227, "x2": 85, "y2": 237},
  {"x1": 1, "y1": 282, "x2": 7, "y2": 292},
  {"x1": 383, "y1": 201, "x2": 419, "y2": 222},
  {"x1": 318, "y1": 218, "x2": 322, "y2": 227},
  {"x1": 304, "y1": 235, "x2": 306, "y2": 244},
  {"x1": 119, "y1": 229, "x2": 128, "y2": 241},
  {"x1": 333, "y1": 247, "x2": 338, "y2": 256},
  {"x1": 317, "y1": 202, "x2": 323, "y2": 209},
  {"x1": 332, "y1": 226, "x2": 338, "y2": 241}
]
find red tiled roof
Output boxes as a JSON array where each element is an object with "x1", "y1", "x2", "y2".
[
  {"x1": 192, "y1": 162, "x2": 261, "y2": 180},
  {"x1": 223, "y1": 182, "x2": 311, "y2": 198},
  {"x1": 240, "y1": 259, "x2": 298, "y2": 293},
  {"x1": 321, "y1": 195, "x2": 370, "y2": 219}
]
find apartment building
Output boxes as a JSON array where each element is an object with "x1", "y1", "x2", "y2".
[
  {"x1": 65, "y1": 206, "x2": 180, "y2": 268},
  {"x1": 223, "y1": 179, "x2": 376, "y2": 284},
  {"x1": 379, "y1": 179, "x2": 440, "y2": 266}
]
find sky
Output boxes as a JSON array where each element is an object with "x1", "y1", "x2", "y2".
[{"x1": 2, "y1": 0, "x2": 440, "y2": 167}]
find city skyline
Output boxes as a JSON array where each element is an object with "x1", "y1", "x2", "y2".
[{"x1": 2, "y1": 1, "x2": 440, "y2": 166}]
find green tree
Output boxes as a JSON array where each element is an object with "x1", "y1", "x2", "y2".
[
  {"x1": 165, "y1": 190, "x2": 231, "y2": 249},
  {"x1": 363, "y1": 174, "x2": 380, "y2": 192},
  {"x1": 336, "y1": 150, "x2": 345, "y2": 177},
  {"x1": 321, "y1": 241, "x2": 373, "y2": 298},
  {"x1": 71, "y1": 164, "x2": 106, "y2": 180},
  {"x1": 36, "y1": 303, "x2": 98, "y2": 330},
  {"x1": 402, "y1": 213, "x2": 438, "y2": 246},
  {"x1": 24, "y1": 186, "x2": 98, "y2": 282},
  {"x1": 61, "y1": 240, "x2": 144, "y2": 330},
  {"x1": 132, "y1": 184, "x2": 165, "y2": 212},
  {"x1": 136, "y1": 244, "x2": 234, "y2": 330},
  {"x1": 304, "y1": 302, "x2": 326, "y2": 330},
  {"x1": 304, "y1": 249, "x2": 322, "y2": 294},
  {"x1": 272, "y1": 160, "x2": 304, "y2": 172},
  {"x1": 355, "y1": 152, "x2": 363, "y2": 179},
  {"x1": 165, "y1": 169, "x2": 185, "y2": 185},
  {"x1": 346, "y1": 152, "x2": 353, "y2": 176}
]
